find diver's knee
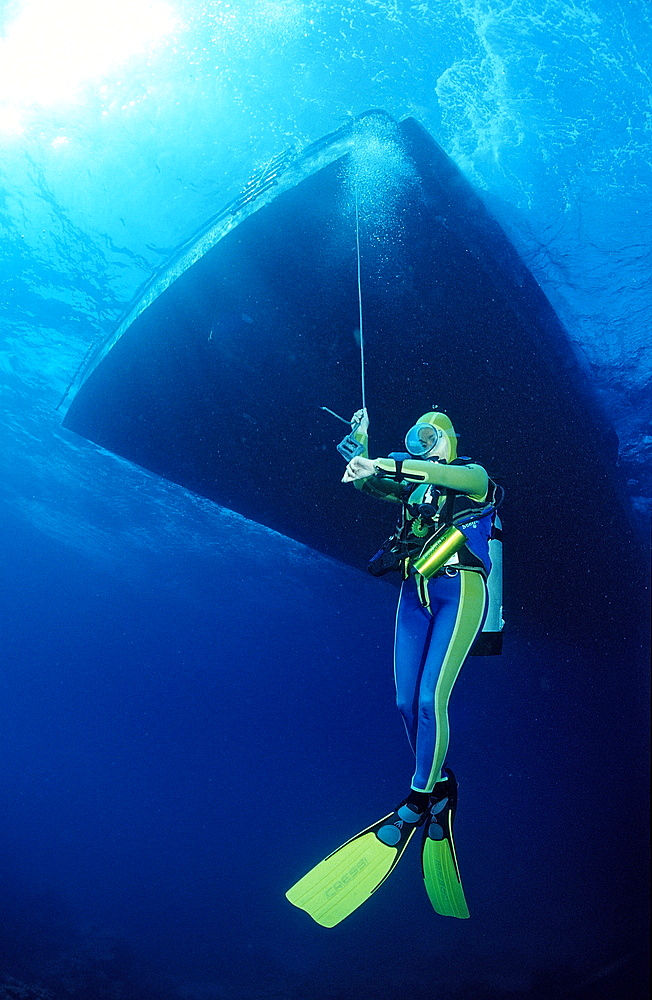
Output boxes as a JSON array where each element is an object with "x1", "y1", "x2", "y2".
[
  {"x1": 416, "y1": 697, "x2": 436, "y2": 724},
  {"x1": 396, "y1": 696, "x2": 413, "y2": 721}
]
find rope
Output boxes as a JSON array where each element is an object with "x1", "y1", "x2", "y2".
[{"x1": 354, "y1": 181, "x2": 367, "y2": 413}]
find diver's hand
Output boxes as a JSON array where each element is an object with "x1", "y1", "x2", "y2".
[
  {"x1": 342, "y1": 456, "x2": 376, "y2": 482},
  {"x1": 351, "y1": 408, "x2": 369, "y2": 435}
]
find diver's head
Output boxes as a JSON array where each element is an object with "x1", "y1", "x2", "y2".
[
  {"x1": 405, "y1": 411, "x2": 457, "y2": 462},
  {"x1": 405, "y1": 422, "x2": 441, "y2": 459}
]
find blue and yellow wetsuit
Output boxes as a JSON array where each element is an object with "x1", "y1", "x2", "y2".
[
  {"x1": 354, "y1": 413, "x2": 491, "y2": 795},
  {"x1": 284, "y1": 412, "x2": 489, "y2": 925}
]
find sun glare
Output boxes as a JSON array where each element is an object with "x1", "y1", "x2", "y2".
[{"x1": 0, "y1": 0, "x2": 179, "y2": 133}]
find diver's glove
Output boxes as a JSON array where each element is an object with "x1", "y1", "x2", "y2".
[
  {"x1": 351, "y1": 407, "x2": 369, "y2": 436},
  {"x1": 337, "y1": 408, "x2": 369, "y2": 462}
]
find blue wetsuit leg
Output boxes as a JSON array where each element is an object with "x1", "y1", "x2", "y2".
[{"x1": 394, "y1": 572, "x2": 487, "y2": 793}]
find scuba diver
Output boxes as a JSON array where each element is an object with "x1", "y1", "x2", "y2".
[{"x1": 286, "y1": 409, "x2": 502, "y2": 927}]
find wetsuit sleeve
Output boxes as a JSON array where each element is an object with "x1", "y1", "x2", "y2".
[
  {"x1": 352, "y1": 431, "x2": 404, "y2": 503},
  {"x1": 357, "y1": 477, "x2": 404, "y2": 502},
  {"x1": 372, "y1": 458, "x2": 488, "y2": 499}
]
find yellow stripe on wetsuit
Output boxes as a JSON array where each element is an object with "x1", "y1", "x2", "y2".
[{"x1": 424, "y1": 570, "x2": 486, "y2": 792}]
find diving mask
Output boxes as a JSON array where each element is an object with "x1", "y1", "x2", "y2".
[{"x1": 405, "y1": 422, "x2": 442, "y2": 458}]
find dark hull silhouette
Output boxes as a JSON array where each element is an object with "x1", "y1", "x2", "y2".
[{"x1": 63, "y1": 111, "x2": 637, "y2": 637}]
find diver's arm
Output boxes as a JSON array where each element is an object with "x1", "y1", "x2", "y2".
[
  {"x1": 350, "y1": 408, "x2": 369, "y2": 460},
  {"x1": 372, "y1": 457, "x2": 488, "y2": 498},
  {"x1": 356, "y1": 476, "x2": 404, "y2": 502},
  {"x1": 343, "y1": 415, "x2": 404, "y2": 502},
  {"x1": 349, "y1": 440, "x2": 404, "y2": 500},
  {"x1": 342, "y1": 446, "x2": 402, "y2": 503}
]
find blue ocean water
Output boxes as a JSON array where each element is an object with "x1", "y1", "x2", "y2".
[{"x1": 1, "y1": 2, "x2": 650, "y2": 998}]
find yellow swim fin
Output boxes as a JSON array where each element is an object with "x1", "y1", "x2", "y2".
[
  {"x1": 286, "y1": 802, "x2": 423, "y2": 927},
  {"x1": 421, "y1": 768, "x2": 470, "y2": 919}
]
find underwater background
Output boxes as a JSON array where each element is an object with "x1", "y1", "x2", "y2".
[{"x1": 1, "y1": 2, "x2": 650, "y2": 998}]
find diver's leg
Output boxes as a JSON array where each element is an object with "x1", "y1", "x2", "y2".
[
  {"x1": 393, "y1": 578, "x2": 434, "y2": 755},
  {"x1": 411, "y1": 572, "x2": 486, "y2": 793}
]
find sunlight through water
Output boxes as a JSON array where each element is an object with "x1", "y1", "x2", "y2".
[{"x1": 0, "y1": 0, "x2": 179, "y2": 133}]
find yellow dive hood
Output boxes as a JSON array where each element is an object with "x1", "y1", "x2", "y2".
[{"x1": 416, "y1": 411, "x2": 458, "y2": 462}]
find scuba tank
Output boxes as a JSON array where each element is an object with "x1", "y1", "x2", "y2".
[
  {"x1": 409, "y1": 500, "x2": 505, "y2": 657},
  {"x1": 468, "y1": 513, "x2": 504, "y2": 656}
]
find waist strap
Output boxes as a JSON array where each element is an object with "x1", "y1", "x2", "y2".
[{"x1": 415, "y1": 563, "x2": 487, "y2": 615}]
